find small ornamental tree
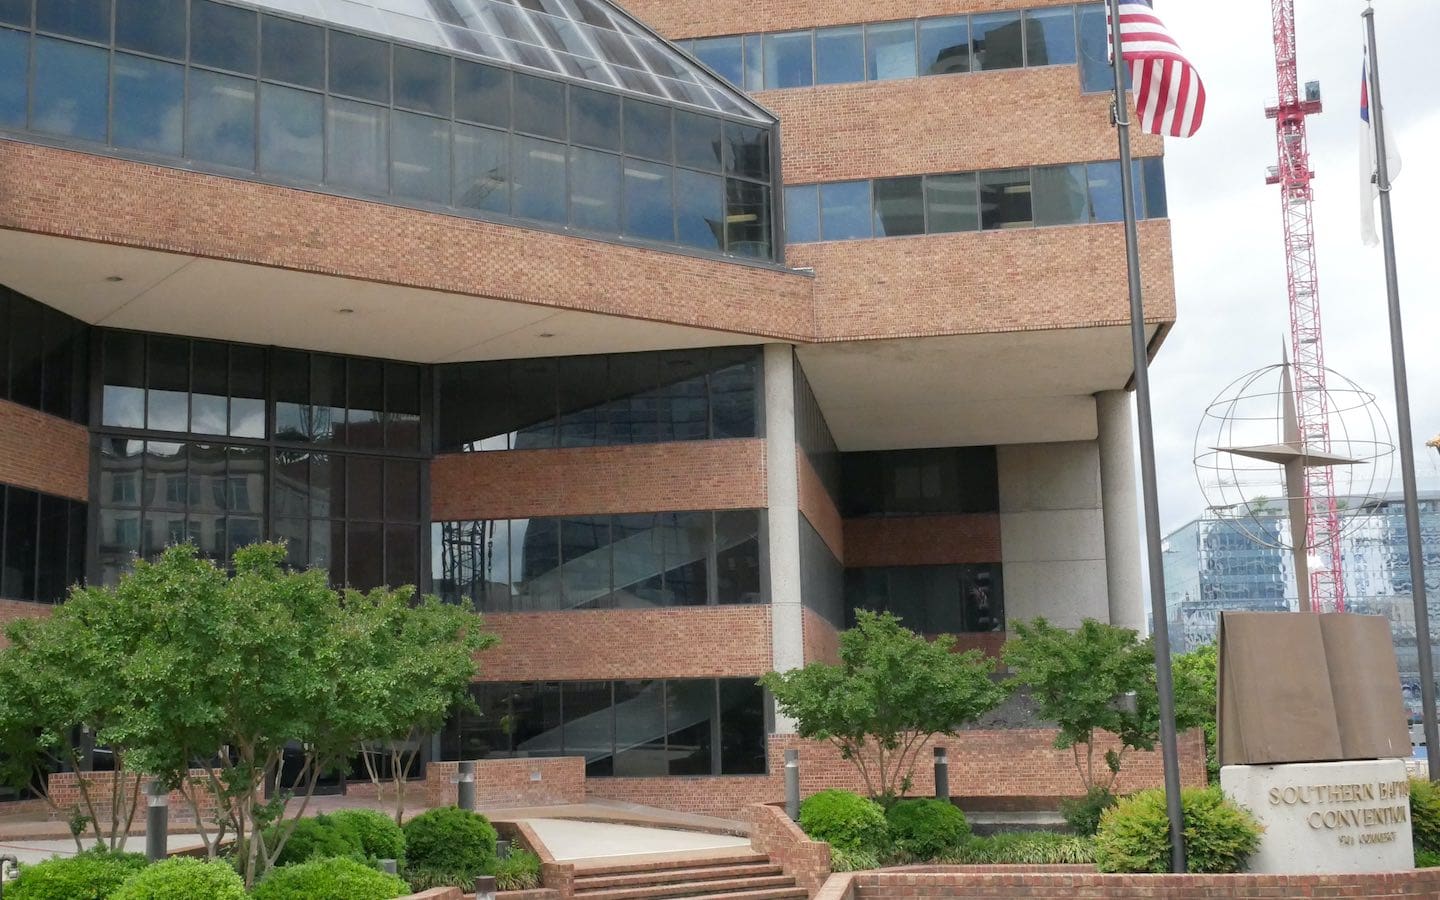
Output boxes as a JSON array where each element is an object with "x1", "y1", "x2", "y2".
[
  {"x1": 1003, "y1": 618, "x2": 1206, "y2": 794},
  {"x1": 761, "y1": 611, "x2": 1004, "y2": 802}
]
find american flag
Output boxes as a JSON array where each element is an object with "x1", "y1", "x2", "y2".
[{"x1": 1109, "y1": 0, "x2": 1206, "y2": 138}]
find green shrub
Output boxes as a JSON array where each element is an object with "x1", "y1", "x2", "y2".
[
  {"x1": 251, "y1": 856, "x2": 408, "y2": 900},
  {"x1": 1094, "y1": 787, "x2": 1261, "y2": 874},
  {"x1": 266, "y1": 814, "x2": 366, "y2": 867},
  {"x1": 1417, "y1": 848, "x2": 1440, "y2": 869},
  {"x1": 1060, "y1": 786, "x2": 1118, "y2": 837},
  {"x1": 941, "y1": 832, "x2": 1094, "y2": 865},
  {"x1": 1412, "y1": 778, "x2": 1440, "y2": 855},
  {"x1": 110, "y1": 857, "x2": 247, "y2": 900},
  {"x1": 798, "y1": 790, "x2": 889, "y2": 854},
  {"x1": 402, "y1": 806, "x2": 498, "y2": 877},
  {"x1": 827, "y1": 847, "x2": 881, "y2": 872},
  {"x1": 493, "y1": 849, "x2": 543, "y2": 891},
  {"x1": 405, "y1": 868, "x2": 474, "y2": 892},
  {"x1": 328, "y1": 809, "x2": 407, "y2": 864},
  {"x1": 7, "y1": 849, "x2": 148, "y2": 900},
  {"x1": 884, "y1": 799, "x2": 969, "y2": 859}
]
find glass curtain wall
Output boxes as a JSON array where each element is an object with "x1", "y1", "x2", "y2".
[
  {"x1": 0, "y1": 286, "x2": 88, "y2": 423},
  {"x1": 0, "y1": 484, "x2": 87, "y2": 604},
  {"x1": 846, "y1": 564, "x2": 1004, "y2": 635}
]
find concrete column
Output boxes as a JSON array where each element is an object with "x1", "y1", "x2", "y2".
[
  {"x1": 1097, "y1": 390, "x2": 1145, "y2": 633},
  {"x1": 764, "y1": 344, "x2": 804, "y2": 734}
]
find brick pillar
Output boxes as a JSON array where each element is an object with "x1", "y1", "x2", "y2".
[{"x1": 764, "y1": 344, "x2": 804, "y2": 734}]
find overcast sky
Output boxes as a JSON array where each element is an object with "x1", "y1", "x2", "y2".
[{"x1": 1142, "y1": 0, "x2": 1440, "y2": 537}]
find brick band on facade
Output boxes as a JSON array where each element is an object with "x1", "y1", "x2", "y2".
[{"x1": 0, "y1": 398, "x2": 89, "y2": 502}]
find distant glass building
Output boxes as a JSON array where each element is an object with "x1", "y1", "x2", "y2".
[{"x1": 1162, "y1": 492, "x2": 1440, "y2": 717}]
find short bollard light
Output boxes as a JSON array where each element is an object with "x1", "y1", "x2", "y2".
[
  {"x1": 456, "y1": 760, "x2": 477, "y2": 811},
  {"x1": 496, "y1": 839, "x2": 511, "y2": 860},
  {"x1": 933, "y1": 746, "x2": 949, "y2": 800},
  {"x1": 379, "y1": 859, "x2": 398, "y2": 875},
  {"x1": 474, "y1": 874, "x2": 498, "y2": 900},
  {"x1": 1, "y1": 853, "x2": 19, "y2": 897},
  {"x1": 145, "y1": 781, "x2": 169, "y2": 862},
  {"x1": 784, "y1": 749, "x2": 800, "y2": 821}
]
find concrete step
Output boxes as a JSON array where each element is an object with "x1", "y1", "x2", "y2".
[
  {"x1": 574, "y1": 863, "x2": 785, "y2": 891},
  {"x1": 576, "y1": 875, "x2": 796, "y2": 900},
  {"x1": 574, "y1": 854, "x2": 771, "y2": 877},
  {"x1": 652, "y1": 888, "x2": 807, "y2": 900}
]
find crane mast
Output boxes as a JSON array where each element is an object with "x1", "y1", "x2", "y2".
[{"x1": 1264, "y1": 0, "x2": 1345, "y2": 612}]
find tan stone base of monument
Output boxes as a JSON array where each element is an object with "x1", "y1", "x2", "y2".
[{"x1": 1221, "y1": 759, "x2": 1412, "y2": 874}]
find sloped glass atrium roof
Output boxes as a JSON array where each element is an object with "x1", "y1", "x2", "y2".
[{"x1": 250, "y1": 0, "x2": 770, "y2": 121}]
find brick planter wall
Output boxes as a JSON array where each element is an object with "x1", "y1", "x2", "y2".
[
  {"x1": 746, "y1": 803, "x2": 831, "y2": 895},
  {"x1": 366, "y1": 757, "x2": 586, "y2": 809},
  {"x1": 45, "y1": 768, "x2": 227, "y2": 826}
]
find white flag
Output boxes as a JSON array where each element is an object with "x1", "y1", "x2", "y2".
[{"x1": 1361, "y1": 45, "x2": 1401, "y2": 247}]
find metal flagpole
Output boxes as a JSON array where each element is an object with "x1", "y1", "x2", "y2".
[
  {"x1": 1363, "y1": 4, "x2": 1439, "y2": 781},
  {"x1": 1106, "y1": 0, "x2": 1187, "y2": 871}
]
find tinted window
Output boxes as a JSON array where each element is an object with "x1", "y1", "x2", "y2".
[
  {"x1": 724, "y1": 180, "x2": 769, "y2": 257},
  {"x1": 36, "y1": 0, "x2": 108, "y2": 42},
  {"x1": 455, "y1": 60, "x2": 510, "y2": 128},
  {"x1": 623, "y1": 159, "x2": 674, "y2": 242},
  {"x1": 0, "y1": 0, "x2": 28, "y2": 25},
  {"x1": 513, "y1": 73, "x2": 566, "y2": 140},
  {"x1": 186, "y1": 69, "x2": 255, "y2": 170},
  {"x1": 1142, "y1": 157, "x2": 1168, "y2": 218},
  {"x1": 569, "y1": 146, "x2": 621, "y2": 232},
  {"x1": 191, "y1": 0, "x2": 257, "y2": 75},
  {"x1": 115, "y1": 0, "x2": 184, "y2": 59},
  {"x1": 32, "y1": 37, "x2": 108, "y2": 143},
  {"x1": 329, "y1": 30, "x2": 389, "y2": 103},
  {"x1": 723, "y1": 122, "x2": 769, "y2": 181},
  {"x1": 1086, "y1": 160, "x2": 1124, "y2": 223},
  {"x1": 261, "y1": 15, "x2": 324, "y2": 88},
  {"x1": 866, "y1": 21, "x2": 916, "y2": 81},
  {"x1": 763, "y1": 30, "x2": 812, "y2": 89},
  {"x1": 453, "y1": 123, "x2": 509, "y2": 213},
  {"x1": 391, "y1": 111, "x2": 450, "y2": 204},
  {"x1": 873, "y1": 176, "x2": 924, "y2": 237},
  {"x1": 0, "y1": 29, "x2": 24, "y2": 128},
  {"x1": 785, "y1": 184, "x2": 819, "y2": 243},
  {"x1": 623, "y1": 99, "x2": 671, "y2": 162},
  {"x1": 674, "y1": 110, "x2": 722, "y2": 172},
  {"x1": 326, "y1": 98, "x2": 387, "y2": 195},
  {"x1": 919, "y1": 17, "x2": 970, "y2": 76},
  {"x1": 815, "y1": 26, "x2": 864, "y2": 85},
  {"x1": 978, "y1": 168, "x2": 1032, "y2": 229},
  {"x1": 693, "y1": 36, "x2": 742, "y2": 87},
  {"x1": 112, "y1": 54, "x2": 184, "y2": 155},
  {"x1": 570, "y1": 87, "x2": 621, "y2": 151},
  {"x1": 676, "y1": 170, "x2": 723, "y2": 251},
  {"x1": 924, "y1": 173, "x2": 979, "y2": 233},
  {"x1": 1025, "y1": 6, "x2": 1078, "y2": 66},
  {"x1": 972, "y1": 11, "x2": 1025, "y2": 70},
  {"x1": 511, "y1": 135, "x2": 567, "y2": 223},
  {"x1": 1033, "y1": 163, "x2": 1090, "y2": 226},
  {"x1": 1077, "y1": 4, "x2": 1113, "y2": 93},
  {"x1": 741, "y1": 34, "x2": 763, "y2": 91},
  {"x1": 259, "y1": 83, "x2": 323, "y2": 182},
  {"x1": 394, "y1": 45, "x2": 451, "y2": 116},
  {"x1": 820, "y1": 181, "x2": 871, "y2": 241}
]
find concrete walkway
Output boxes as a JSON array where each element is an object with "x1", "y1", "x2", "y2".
[
  {"x1": 521, "y1": 817, "x2": 751, "y2": 862},
  {"x1": 0, "y1": 834, "x2": 209, "y2": 868}
]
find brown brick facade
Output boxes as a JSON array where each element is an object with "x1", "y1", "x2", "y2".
[
  {"x1": 350, "y1": 757, "x2": 587, "y2": 809},
  {"x1": 747, "y1": 803, "x2": 832, "y2": 895},
  {"x1": 794, "y1": 220, "x2": 1176, "y2": 342},
  {"x1": 622, "y1": 0, "x2": 1080, "y2": 40},
  {"x1": 432, "y1": 440, "x2": 767, "y2": 521},
  {"x1": 0, "y1": 598, "x2": 54, "y2": 648},
  {"x1": 842, "y1": 515, "x2": 1001, "y2": 567},
  {"x1": 797, "y1": 453, "x2": 843, "y2": 561},
  {"x1": 0, "y1": 399, "x2": 89, "y2": 502},
  {"x1": 0, "y1": 141, "x2": 815, "y2": 342},
  {"x1": 830, "y1": 869, "x2": 1440, "y2": 900},
  {"x1": 477, "y1": 606, "x2": 773, "y2": 681},
  {"x1": 802, "y1": 607, "x2": 842, "y2": 666}
]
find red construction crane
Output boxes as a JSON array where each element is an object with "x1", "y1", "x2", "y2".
[{"x1": 1264, "y1": 0, "x2": 1345, "y2": 612}]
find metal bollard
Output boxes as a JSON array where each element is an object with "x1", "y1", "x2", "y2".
[
  {"x1": 145, "y1": 781, "x2": 169, "y2": 862},
  {"x1": 457, "y1": 760, "x2": 476, "y2": 811},
  {"x1": 379, "y1": 859, "x2": 398, "y2": 875},
  {"x1": 1, "y1": 853, "x2": 18, "y2": 898},
  {"x1": 784, "y1": 749, "x2": 800, "y2": 821},
  {"x1": 933, "y1": 747, "x2": 949, "y2": 800},
  {"x1": 474, "y1": 874, "x2": 498, "y2": 900},
  {"x1": 496, "y1": 839, "x2": 511, "y2": 860}
]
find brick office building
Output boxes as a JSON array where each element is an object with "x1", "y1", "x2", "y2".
[{"x1": 0, "y1": 0, "x2": 1180, "y2": 812}]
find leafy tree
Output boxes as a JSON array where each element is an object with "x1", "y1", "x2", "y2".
[
  {"x1": 1002, "y1": 618, "x2": 1206, "y2": 794},
  {"x1": 761, "y1": 611, "x2": 1004, "y2": 802},
  {"x1": 1172, "y1": 643, "x2": 1218, "y2": 782}
]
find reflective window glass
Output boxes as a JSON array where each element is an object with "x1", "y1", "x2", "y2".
[
  {"x1": 191, "y1": 0, "x2": 257, "y2": 75},
  {"x1": 511, "y1": 358, "x2": 557, "y2": 450},
  {"x1": 741, "y1": 34, "x2": 763, "y2": 92},
  {"x1": 612, "y1": 681, "x2": 666, "y2": 776},
  {"x1": 563, "y1": 681, "x2": 613, "y2": 775},
  {"x1": 556, "y1": 355, "x2": 608, "y2": 449},
  {"x1": 1025, "y1": 6, "x2": 1077, "y2": 66},
  {"x1": 0, "y1": 0, "x2": 27, "y2": 25},
  {"x1": 259, "y1": 83, "x2": 323, "y2": 182},
  {"x1": 453, "y1": 123, "x2": 509, "y2": 214},
  {"x1": 873, "y1": 176, "x2": 924, "y2": 237},
  {"x1": 978, "y1": 168, "x2": 1032, "y2": 229},
  {"x1": 1142, "y1": 157, "x2": 1168, "y2": 218},
  {"x1": 36, "y1": 0, "x2": 108, "y2": 42},
  {"x1": 763, "y1": 30, "x2": 812, "y2": 89},
  {"x1": 666, "y1": 678, "x2": 715, "y2": 775},
  {"x1": 723, "y1": 122, "x2": 768, "y2": 181},
  {"x1": 719, "y1": 678, "x2": 766, "y2": 774},
  {"x1": 329, "y1": 30, "x2": 389, "y2": 103},
  {"x1": 561, "y1": 516, "x2": 610, "y2": 609},
  {"x1": 112, "y1": 54, "x2": 184, "y2": 155},
  {"x1": 724, "y1": 179, "x2": 769, "y2": 258},
  {"x1": 0, "y1": 29, "x2": 24, "y2": 128},
  {"x1": 655, "y1": 351, "x2": 708, "y2": 441},
  {"x1": 32, "y1": 37, "x2": 108, "y2": 143},
  {"x1": 569, "y1": 146, "x2": 620, "y2": 233},
  {"x1": 715, "y1": 510, "x2": 761, "y2": 603},
  {"x1": 675, "y1": 170, "x2": 723, "y2": 252},
  {"x1": 1077, "y1": 5, "x2": 1114, "y2": 93},
  {"x1": 919, "y1": 16, "x2": 970, "y2": 76},
  {"x1": 2, "y1": 487, "x2": 38, "y2": 600},
  {"x1": 115, "y1": 0, "x2": 184, "y2": 59},
  {"x1": 819, "y1": 181, "x2": 872, "y2": 241},
  {"x1": 1086, "y1": 160, "x2": 1124, "y2": 223},
  {"x1": 8, "y1": 299, "x2": 43, "y2": 408},
  {"x1": 186, "y1": 69, "x2": 256, "y2": 170},
  {"x1": 866, "y1": 21, "x2": 917, "y2": 81},
  {"x1": 972, "y1": 11, "x2": 1025, "y2": 70},
  {"x1": 511, "y1": 135, "x2": 567, "y2": 223},
  {"x1": 815, "y1": 25, "x2": 864, "y2": 85},
  {"x1": 145, "y1": 338, "x2": 188, "y2": 432},
  {"x1": 455, "y1": 59, "x2": 509, "y2": 128},
  {"x1": 1033, "y1": 163, "x2": 1090, "y2": 226},
  {"x1": 391, "y1": 111, "x2": 450, "y2": 205},
  {"x1": 261, "y1": 15, "x2": 324, "y2": 89},
  {"x1": 102, "y1": 331, "x2": 145, "y2": 429},
  {"x1": 784, "y1": 184, "x2": 819, "y2": 243},
  {"x1": 570, "y1": 86, "x2": 621, "y2": 151},
  {"x1": 189, "y1": 341, "x2": 227, "y2": 434},
  {"x1": 692, "y1": 36, "x2": 742, "y2": 88},
  {"x1": 623, "y1": 98, "x2": 671, "y2": 162},
  {"x1": 623, "y1": 159, "x2": 674, "y2": 242},
  {"x1": 230, "y1": 345, "x2": 265, "y2": 438},
  {"x1": 326, "y1": 98, "x2": 388, "y2": 195},
  {"x1": 674, "y1": 110, "x2": 721, "y2": 173},
  {"x1": 393, "y1": 44, "x2": 451, "y2": 116},
  {"x1": 514, "y1": 72, "x2": 566, "y2": 140},
  {"x1": 924, "y1": 173, "x2": 979, "y2": 233}
]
